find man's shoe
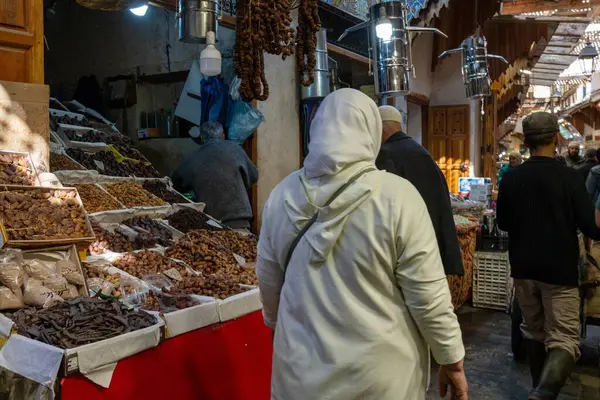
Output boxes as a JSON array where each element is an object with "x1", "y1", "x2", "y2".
[{"x1": 527, "y1": 348, "x2": 575, "y2": 400}]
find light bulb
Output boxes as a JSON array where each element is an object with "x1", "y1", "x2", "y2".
[
  {"x1": 376, "y1": 18, "x2": 393, "y2": 41},
  {"x1": 130, "y1": 5, "x2": 148, "y2": 16}
]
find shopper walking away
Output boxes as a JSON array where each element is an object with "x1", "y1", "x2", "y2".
[
  {"x1": 171, "y1": 121, "x2": 258, "y2": 230},
  {"x1": 257, "y1": 89, "x2": 467, "y2": 400},
  {"x1": 375, "y1": 106, "x2": 463, "y2": 276},
  {"x1": 564, "y1": 141, "x2": 584, "y2": 168},
  {"x1": 586, "y1": 159, "x2": 600, "y2": 204},
  {"x1": 577, "y1": 148, "x2": 597, "y2": 183},
  {"x1": 497, "y1": 152, "x2": 523, "y2": 187},
  {"x1": 497, "y1": 112, "x2": 600, "y2": 400}
]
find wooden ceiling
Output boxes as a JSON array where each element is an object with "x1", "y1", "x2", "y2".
[{"x1": 502, "y1": 0, "x2": 600, "y2": 15}]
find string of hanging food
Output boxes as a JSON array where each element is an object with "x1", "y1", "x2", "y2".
[{"x1": 234, "y1": 0, "x2": 321, "y2": 102}]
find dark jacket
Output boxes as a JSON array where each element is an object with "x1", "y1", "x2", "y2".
[
  {"x1": 172, "y1": 140, "x2": 258, "y2": 228},
  {"x1": 577, "y1": 160, "x2": 596, "y2": 184},
  {"x1": 376, "y1": 132, "x2": 464, "y2": 276},
  {"x1": 586, "y1": 164, "x2": 600, "y2": 204},
  {"x1": 497, "y1": 156, "x2": 600, "y2": 286}
]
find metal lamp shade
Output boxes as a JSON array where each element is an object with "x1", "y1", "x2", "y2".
[
  {"x1": 370, "y1": 1, "x2": 411, "y2": 97},
  {"x1": 178, "y1": 0, "x2": 220, "y2": 44},
  {"x1": 578, "y1": 42, "x2": 598, "y2": 75},
  {"x1": 461, "y1": 35, "x2": 491, "y2": 99}
]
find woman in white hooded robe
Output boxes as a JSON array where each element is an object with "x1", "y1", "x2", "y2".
[{"x1": 257, "y1": 89, "x2": 467, "y2": 400}]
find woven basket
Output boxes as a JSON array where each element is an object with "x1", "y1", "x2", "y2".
[{"x1": 448, "y1": 221, "x2": 478, "y2": 310}]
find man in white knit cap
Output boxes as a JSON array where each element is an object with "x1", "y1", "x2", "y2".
[{"x1": 376, "y1": 105, "x2": 463, "y2": 276}]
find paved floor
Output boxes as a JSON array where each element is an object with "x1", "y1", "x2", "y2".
[{"x1": 426, "y1": 307, "x2": 600, "y2": 399}]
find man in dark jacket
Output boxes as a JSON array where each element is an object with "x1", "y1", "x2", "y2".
[
  {"x1": 497, "y1": 112, "x2": 600, "y2": 399},
  {"x1": 375, "y1": 106, "x2": 463, "y2": 276},
  {"x1": 576, "y1": 147, "x2": 597, "y2": 183},
  {"x1": 172, "y1": 121, "x2": 258, "y2": 229}
]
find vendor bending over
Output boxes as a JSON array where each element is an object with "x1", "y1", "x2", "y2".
[{"x1": 172, "y1": 121, "x2": 258, "y2": 230}]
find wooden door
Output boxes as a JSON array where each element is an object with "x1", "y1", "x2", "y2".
[
  {"x1": 427, "y1": 105, "x2": 470, "y2": 193},
  {"x1": 0, "y1": 0, "x2": 44, "y2": 84}
]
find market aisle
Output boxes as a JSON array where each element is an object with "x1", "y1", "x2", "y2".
[{"x1": 427, "y1": 307, "x2": 600, "y2": 400}]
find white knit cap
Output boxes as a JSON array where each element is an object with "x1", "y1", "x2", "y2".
[{"x1": 378, "y1": 106, "x2": 402, "y2": 123}]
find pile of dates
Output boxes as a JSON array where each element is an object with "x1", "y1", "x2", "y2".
[
  {"x1": 123, "y1": 217, "x2": 174, "y2": 247},
  {"x1": 113, "y1": 250, "x2": 190, "y2": 279},
  {"x1": 50, "y1": 153, "x2": 84, "y2": 172},
  {"x1": 0, "y1": 154, "x2": 37, "y2": 185},
  {"x1": 0, "y1": 189, "x2": 91, "y2": 241},
  {"x1": 167, "y1": 208, "x2": 221, "y2": 233},
  {"x1": 188, "y1": 230, "x2": 257, "y2": 262},
  {"x1": 142, "y1": 180, "x2": 187, "y2": 204}
]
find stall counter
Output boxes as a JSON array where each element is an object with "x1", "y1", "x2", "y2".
[{"x1": 61, "y1": 311, "x2": 272, "y2": 400}]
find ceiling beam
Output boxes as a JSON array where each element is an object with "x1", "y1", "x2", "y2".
[{"x1": 501, "y1": 0, "x2": 600, "y2": 15}]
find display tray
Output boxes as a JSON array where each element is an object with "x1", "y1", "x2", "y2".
[
  {"x1": 0, "y1": 150, "x2": 41, "y2": 186},
  {"x1": 0, "y1": 185, "x2": 96, "y2": 249},
  {"x1": 217, "y1": 287, "x2": 262, "y2": 322},
  {"x1": 0, "y1": 313, "x2": 164, "y2": 378},
  {"x1": 160, "y1": 296, "x2": 220, "y2": 338}
]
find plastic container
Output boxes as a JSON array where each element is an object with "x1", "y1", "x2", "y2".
[{"x1": 473, "y1": 251, "x2": 513, "y2": 312}]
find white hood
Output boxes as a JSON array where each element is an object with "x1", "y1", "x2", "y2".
[
  {"x1": 282, "y1": 89, "x2": 383, "y2": 264},
  {"x1": 304, "y1": 89, "x2": 382, "y2": 178}
]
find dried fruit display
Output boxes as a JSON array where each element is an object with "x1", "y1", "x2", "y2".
[
  {"x1": 73, "y1": 184, "x2": 123, "y2": 214},
  {"x1": 142, "y1": 180, "x2": 187, "y2": 204},
  {"x1": 104, "y1": 182, "x2": 166, "y2": 208},
  {"x1": 141, "y1": 288, "x2": 201, "y2": 311},
  {"x1": 89, "y1": 223, "x2": 133, "y2": 255},
  {"x1": 0, "y1": 153, "x2": 37, "y2": 185},
  {"x1": 0, "y1": 189, "x2": 92, "y2": 241},
  {"x1": 53, "y1": 115, "x2": 92, "y2": 128},
  {"x1": 188, "y1": 230, "x2": 257, "y2": 262},
  {"x1": 84, "y1": 264, "x2": 138, "y2": 298},
  {"x1": 177, "y1": 274, "x2": 250, "y2": 299},
  {"x1": 165, "y1": 237, "x2": 257, "y2": 285},
  {"x1": 66, "y1": 149, "x2": 160, "y2": 178},
  {"x1": 296, "y1": 0, "x2": 321, "y2": 86},
  {"x1": 63, "y1": 129, "x2": 131, "y2": 145},
  {"x1": 50, "y1": 153, "x2": 84, "y2": 172},
  {"x1": 113, "y1": 250, "x2": 191, "y2": 279},
  {"x1": 167, "y1": 208, "x2": 220, "y2": 233},
  {"x1": 114, "y1": 144, "x2": 149, "y2": 162},
  {"x1": 123, "y1": 217, "x2": 174, "y2": 247},
  {"x1": 11, "y1": 297, "x2": 156, "y2": 349}
]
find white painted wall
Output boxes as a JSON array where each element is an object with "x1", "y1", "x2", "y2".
[
  {"x1": 409, "y1": 33, "x2": 434, "y2": 99},
  {"x1": 430, "y1": 54, "x2": 468, "y2": 106},
  {"x1": 256, "y1": 52, "x2": 300, "y2": 223},
  {"x1": 407, "y1": 102, "x2": 422, "y2": 144}
]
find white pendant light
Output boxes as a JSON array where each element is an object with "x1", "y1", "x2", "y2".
[
  {"x1": 130, "y1": 4, "x2": 149, "y2": 16},
  {"x1": 200, "y1": 31, "x2": 222, "y2": 76},
  {"x1": 375, "y1": 7, "x2": 392, "y2": 41}
]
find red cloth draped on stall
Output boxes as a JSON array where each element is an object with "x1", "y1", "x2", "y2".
[{"x1": 61, "y1": 312, "x2": 272, "y2": 400}]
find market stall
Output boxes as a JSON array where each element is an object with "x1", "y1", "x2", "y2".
[{"x1": 0, "y1": 99, "x2": 270, "y2": 399}]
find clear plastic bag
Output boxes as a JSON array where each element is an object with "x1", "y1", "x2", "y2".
[
  {"x1": 0, "y1": 286, "x2": 23, "y2": 310},
  {"x1": 23, "y1": 278, "x2": 63, "y2": 308},
  {"x1": 0, "y1": 249, "x2": 24, "y2": 291},
  {"x1": 227, "y1": 99, "x2": 264, "y2": 144},
  {"x1": 23, "y1": 260, "x2": 54, "y2": 281},
  {"x1": 86, "y1": 277, "x2": 115, "y2": 297},
  {"x1": 44, "y1": 274, "x2": 70, "y2": 298},
  {"x1": 56, "y1": 260, "x2": 85, "y2": 285}
]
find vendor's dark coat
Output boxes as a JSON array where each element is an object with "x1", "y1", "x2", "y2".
[{"x1": 376, "y1": 132, "x2": 464, "y2": 276}]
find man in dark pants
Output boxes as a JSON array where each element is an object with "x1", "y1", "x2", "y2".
[
  {"x1": 375, "y1": 106, "x2": 463, "y2": 276},
  {"x1": 497, "y1": 112, "x2": 600, "y2": 400}
]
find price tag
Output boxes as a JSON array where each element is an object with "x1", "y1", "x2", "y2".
[
  {"x1": 164, "y1": 268, "x2": 183, "y2": 281},
  {"x1": 233, "y1": 253, "x2": 246, "y2": 266},
  {"x1": 207, "y1": 219, "x2": 222, "y2": 228},
  {"x1": 93, "y1": 160, "x2": 105, "y2": 172}
]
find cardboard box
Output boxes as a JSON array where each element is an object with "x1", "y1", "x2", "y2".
[
  {"x1": 470, "y1": 184, "x2": 492, "y2": 194},
  {"x1": 0, "y1": 81, "x2": 50, "y2": 173},
  {"x1": 161, "y1": 297, "x2": 220, "y2": 338},
  {"x1": 470, "y1": 192, "x2": 492, "y2": 202},
  {"x1": 0, "y1": 185, "x2": 95, "y2": 249},
  {"x1": 218, "y1": 288, "x2": 262, "y2": 322},
  {"x1": 137, "y1": 128, "x2": 161, "y2": 139}
]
